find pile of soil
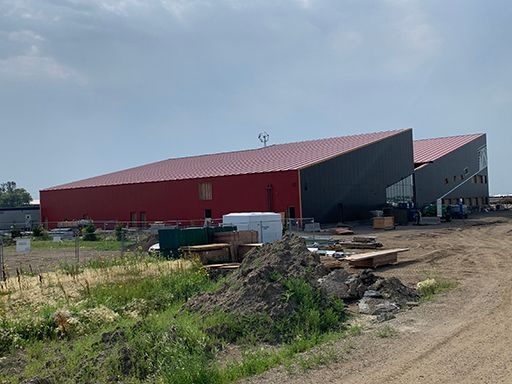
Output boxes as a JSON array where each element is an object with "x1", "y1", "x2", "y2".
[
  {"x1": 188, "y1": 234, "x2": 419, "y2": 320},
  {"x1": 187, "y1": 234, "x2": 328, "y2": 319}
]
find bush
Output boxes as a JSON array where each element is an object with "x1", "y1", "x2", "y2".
[
  {"x1": 9, "y1": 226, "x2": 21, "y2": 239},
  {"x1": 115, "y1": 223, "x2": 125, "y2": 241},
  {"x1": 83, "y1": 224, "x2": 98, "y2": 241},
  {"x1": 33, "y1": 225, "x2": 50, "y2": 240}
]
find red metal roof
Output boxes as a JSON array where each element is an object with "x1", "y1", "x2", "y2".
[
  {"x1": 413, "y1": 134, "x2": 484, "y2": 165},
  {"x1": 44, "y1": 129, "x2": 410, "y2": 191}
]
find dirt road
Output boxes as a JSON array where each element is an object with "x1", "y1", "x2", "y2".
[{"x1": 245, "y1": 211, "x2": 512, "y2": 384}]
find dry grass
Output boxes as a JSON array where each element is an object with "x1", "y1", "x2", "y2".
[{"x1": 0, "y1": 258, "x2": 191, "y2": 317}]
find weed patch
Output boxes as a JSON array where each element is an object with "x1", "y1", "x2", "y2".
[
  {"x1": 417, "y1": 277, "x2": 457, "y2": 301},
  {"x1": 376, "y1": 324, "x2": 398, "y2": 338}
]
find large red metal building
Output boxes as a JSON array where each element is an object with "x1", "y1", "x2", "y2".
[{"x1": 40, "y1": 129, "x2": 414, "y2": 226}]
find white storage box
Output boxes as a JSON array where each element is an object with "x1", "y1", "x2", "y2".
[{"x1": 222, "y1": 212, "x2": 283, "y2": 243}]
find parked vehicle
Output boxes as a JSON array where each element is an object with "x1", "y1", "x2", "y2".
[
  {"x1": 49, "y1": 228, "x2": 76, "y2": 240},
  {"x1": 448, "y1": 204, "x2": 469, "y2": 219}
]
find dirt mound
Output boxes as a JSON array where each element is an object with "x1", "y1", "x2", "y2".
[
  {"x1": 187, "y1": 234, "x2": 328, "y2": 319},
  {"x1": 188, "y1": 234, "x2": 417, "y2": 322}
]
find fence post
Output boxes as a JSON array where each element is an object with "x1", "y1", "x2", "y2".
[
  {"x1": 0, "y1": 237, "x2": 4, "y2": 282},
  {"x1": 75, "y1": 230, "x2": 80, "y2": 264},
  {"x1": 120, "y1": 229, "x2": 125, "y2": 257}
]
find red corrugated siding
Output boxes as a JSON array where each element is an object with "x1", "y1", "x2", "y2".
[{"x1": 40, "y1": 171, "x2": 301, "y2": 225}]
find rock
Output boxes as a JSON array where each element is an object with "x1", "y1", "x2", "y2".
[
  {"x1": 119, "y1": 346, "x2": 133, "y2": 375},
  {"x1": 101, "y1": 328, "x2": 126, "y2": 345},
  {"x1": 22, "y1": 378, "x2": 51, "y2": 384},
  {"x1": 318, "y1": 269, "x2": 368, "y2": 301},
  {"x1": 375, "y1": 312, "x2": 396, "y2": 322},
  {"x1": 369, "y1": 277, "x2": 419, "y2": 306},
  {"x1": 357, "y1": 269, "x2": 379, "y2": 286},
  {"x1": 358, "y1": 297, "x2": 400, "y2": 315},
  {"x1": 363, "y1": 289, "x2": 382, "y2": 298}
]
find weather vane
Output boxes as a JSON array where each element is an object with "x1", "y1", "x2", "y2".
[{"x1": 258, "y1": 131, "x2": 269, "y2": 147}]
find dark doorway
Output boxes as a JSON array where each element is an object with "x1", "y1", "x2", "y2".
[
  {"x1": 288, "y1": 206, "x2": 296, "y2": 219},
  {"x1": 337, "y1": 203, "x2": 344, "y2": 223},
  {"x1": 266, "y1": 184, "x2": 273, "y2": 211},
  {"x1": 204, "y1": 209, "x2": 212, "y2": 219}
]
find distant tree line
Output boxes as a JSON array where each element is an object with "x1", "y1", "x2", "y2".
[{"x1": 0, "y1": 181, "x2": 32, "y2": 208}]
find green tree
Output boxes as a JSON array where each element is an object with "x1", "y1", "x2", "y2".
[{"x1": 0, "y1": 181, "x2": 32, "y2": 208}]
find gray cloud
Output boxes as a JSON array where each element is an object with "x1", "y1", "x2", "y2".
[{"x1": 0, "y1": 0, "x2": 510, "y2": 196}]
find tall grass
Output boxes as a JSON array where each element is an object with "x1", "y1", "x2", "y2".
[{"x1": 1, "y1": 261, "x2": 354, "y2": 383}]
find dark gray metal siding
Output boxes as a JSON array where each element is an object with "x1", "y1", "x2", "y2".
[
  {"x1": 299, "y1": 130, "x2": 414, "y2": 223},
  {"x1": 0, "y1": 206, "x2": 40, "y2": 230},
  {"x1": 414, "y1": 135, "x2": 489, "y2": 207}
]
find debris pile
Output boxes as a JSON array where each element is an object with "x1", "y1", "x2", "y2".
[
  {"x1": 188, "y1": 234, "x2": 419, "y2": 321},
  {"x1": 187, "y1": 234, "x2": 328, "y2": 319},
  {"x1": 318, "y1": 269, "x2": 419, "y2": 319}
]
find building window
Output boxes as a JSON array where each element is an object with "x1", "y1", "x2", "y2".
[
  {"x1": 479, "y1": 175, "x2": 484, "y2": 183},
  {"x1": 460, "y1": 174, "x2": 464, "y2": 180},
  {"x1": 445, "y1": 178, "x2": 449, "y2": 184},
  {"x1": 199, "y1": 182, "x2": 213, "y2": 200},
  {"x1": 453, "y1": 176, "x2": 457, "y2": 182},
  {"x1": 484, "y1": 175, "x2": 488, "y2": 184},
  {"x1": 473, "y1": 175, "x2": 478, "y2": 183},
  {"x1": 386, "y1": 175, "x2": 414, "y2": 206},
  {"x1": 130, "y1": 212, "x2": 137, "y2": 227},
  {"x1": 140, "y1": 212, "x2": 147, "y2": 227},
  {"x1": 478, "y1": 146, "x2": 488, "y2": 171}
]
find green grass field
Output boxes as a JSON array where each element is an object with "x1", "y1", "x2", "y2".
[{"x1": 0, "y1": 257, "x2": 359, "y2": 383}]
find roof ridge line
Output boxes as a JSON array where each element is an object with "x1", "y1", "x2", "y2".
[{"x1": 414, "y1": 133, "x2": 484, "y2": 142}]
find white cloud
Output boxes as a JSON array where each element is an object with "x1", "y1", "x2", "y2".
[
  {"x1": 295, "y1": 0, "x2": 313, "y2": 9},
  {"x1": 8, "y1": 30, "x2": 44, "y2": 43},
  {"x1": 0, "y1": 54, "x2": 85, "y2": 83},
  {"x1": 383, "y1": 0, "x2": 442, "y2": 74},
  {"x1": 93, "y1": 0, "x2": 147, "y2": 16},
  {"x1": 0, "y1": 28, "x2": 85, "y2": 84}
]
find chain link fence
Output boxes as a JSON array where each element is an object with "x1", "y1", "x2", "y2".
[
  {"x1": 0, "y1": 217, "x2": 319, "y2": 279},
  {"x1": 0, "y1": 226, "x2": 156, "y2": 279}
]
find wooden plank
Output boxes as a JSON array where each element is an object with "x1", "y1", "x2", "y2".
[
  {"x1": 345, "y1": 248, "x2": 409, "y2": 261},
  {"x1": 181, "y1": 243, "x2": 231, "y2": 251},
  {"x1": 346, "y1": 248, "x2": 409, "y2": 268},
  {"x1": 348, "y1": 253, "x2": 398, "y2": 268},
  {"x1": 352, "y1": 236, "x2": 377, "y2": 243},
  {"x1": 204, "y1": 263, "x2": 240, "y2": 269}
]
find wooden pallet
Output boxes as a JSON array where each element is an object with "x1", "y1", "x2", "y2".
[{"x1": 345, "y1": 248, "x2": 409, "y2": 268}]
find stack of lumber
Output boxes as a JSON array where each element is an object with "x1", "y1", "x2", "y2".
[
  {"x1": 204, "y1": 263, "x2": 240, "y2": 270},
  {"x1": 345, "y1": 248, "x2": 409, "y2": 268},
  {"x1": 213, "y1": 230, "x2": 258, "y2": 261},
  {"x1": 372, "y1": 216, "x2": 395, "y2": 230},
  {"x1": 180, "y1": 243, "x2": 232, "y2": 264},
  {"x1": 325, "y1": 236, "x2": 383, "y2": 250},
  {"x1": 332, "y1": 227, "x2": 354, "y2": 235}
]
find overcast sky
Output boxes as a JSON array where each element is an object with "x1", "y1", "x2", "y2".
[{"x1": 1, "y1": 0, "x2": 511, "y2": 197}]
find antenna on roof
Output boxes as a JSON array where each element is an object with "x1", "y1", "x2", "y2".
[{"x1": 258, "y1": 131, "x2": 269, "y2": 147}]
